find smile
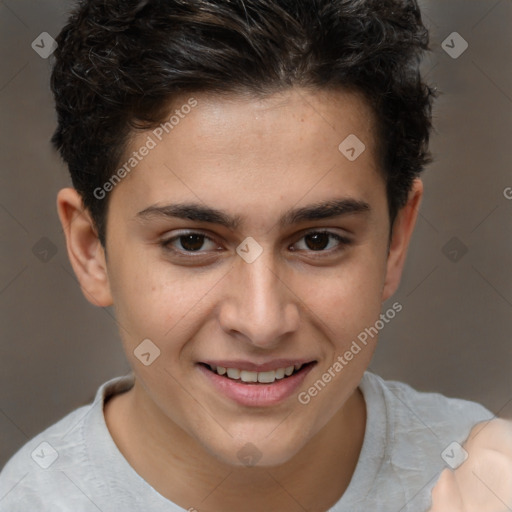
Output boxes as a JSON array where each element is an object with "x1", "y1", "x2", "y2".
[
  {"x1": 197, "y1": 361, "x2": 317, "y2": 406},
  {"x1": 203, "y1": 363, "x2": 308, "y2": 384}
]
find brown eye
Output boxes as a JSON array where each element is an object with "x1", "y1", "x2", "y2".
[
  {"x1": 291, "y1": 231, "x2": 351, "y2": 254},
  {"x1": 161, "y1": 231, "x2": 219, "y2": 253},
  {"x1": 304, "y1": 232, "x2": 330, "y2": 251},
  {"x1": 179, "y1": 234, "x2": 206, "y2": 251}
]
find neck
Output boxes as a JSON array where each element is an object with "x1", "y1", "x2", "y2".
[{"x1": 104, "y1": 380, "x2": 366, "y2": 512}]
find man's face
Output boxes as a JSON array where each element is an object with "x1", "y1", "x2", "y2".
[{"x1": 104, "y1": 88, "x2": 393, "y2": 466}]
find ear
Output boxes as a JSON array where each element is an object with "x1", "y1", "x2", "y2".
[
  {"x1": 382, "y1": 178, "x2": 423, "y2": 302},
  {"x1": 57, "y1": 188, "x2": 113, "y2": 307}
]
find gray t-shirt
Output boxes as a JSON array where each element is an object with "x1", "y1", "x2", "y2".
[{"x1": 0, "y1": 372, "x2": 493, "y2": 511}]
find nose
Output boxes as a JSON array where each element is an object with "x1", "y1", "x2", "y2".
[{"x1": 218, "y1": 250, "x2": 300, "y2": 349}]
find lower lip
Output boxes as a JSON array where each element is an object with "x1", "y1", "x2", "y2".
[{"x1": 197, "y1": 363, "x2": 316, "y2": 407}]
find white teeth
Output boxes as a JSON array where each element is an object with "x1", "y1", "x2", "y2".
[
  {"x1": 226, "y1": 368, "x2": 240, "y2": 379},
  {"x1": 211, "y1": 364, "x2": 306, "y2": 382},
  {"x1": 240, "y1": 370, "x2": 258, "y2": 383},
  {"x1": 274, "y1": 368, "x2": 285, "y2": 380},
  {"x1": 257, "y1": 371, "x2": 277, "y2": 383}
]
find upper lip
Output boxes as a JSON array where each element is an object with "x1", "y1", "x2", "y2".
[{"x1": 199, "y1": 359, "x2": 316, "y2": 372}]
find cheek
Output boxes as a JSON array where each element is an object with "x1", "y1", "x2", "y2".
[
  {"x1": 296, "y1": 251, "x2": 387, "y2": 343},
  {"x1": 108, "y1": 249, "x2": 219, "y2": 348}
]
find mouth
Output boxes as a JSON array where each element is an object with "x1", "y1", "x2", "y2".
[
  {"x1": 199, "y1": 361, "x2": 316, "y2": 384},
  {"x1": 196, "y1": 360, "x2": 317, "y2": 407}
]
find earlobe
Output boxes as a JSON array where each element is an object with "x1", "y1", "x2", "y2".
[
  {"x1": 57, "y1": 188, "x2": 113, "y2": 307},
  {"x1": 381, "y1": 178, "x2": 423, "y2": 302}
]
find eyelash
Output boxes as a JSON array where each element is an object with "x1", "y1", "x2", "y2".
[{"x1": 160, "y1": 230, "x2": 352, "y2": 258}]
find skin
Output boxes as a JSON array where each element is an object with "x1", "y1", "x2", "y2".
[
  {"x1": 57, "y1": 88, "x2": 422, "y2": 511},
  {"x1": 429, "y1": 419, "x2": 512, "y2": 511}
]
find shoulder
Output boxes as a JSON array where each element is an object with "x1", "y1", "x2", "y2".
[
  {"x1": 362, "y1": 371, "x2": 494, "y2": 431},
  {"x1": 0, "y1": 402, "x2": 94, "y2": 509},
  {"x1": 360, "y1": 372, "x2": 494, "y2": 476},
  {"x1": 0, "y1": 375, "x2": 133, "y2": 511}
]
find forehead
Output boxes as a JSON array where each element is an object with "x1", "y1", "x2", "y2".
[
  {"x1": 169, "y1": 88, "x2": 377, "y2": 164},
  {"x1": 110, "y1": 88, "x2": 384, "y2": 221}
]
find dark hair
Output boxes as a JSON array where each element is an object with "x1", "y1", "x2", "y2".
[{"x1": 51, "y1": 0, "x2": 436, "y2": 245}]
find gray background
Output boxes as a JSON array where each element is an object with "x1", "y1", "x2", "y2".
[{"x1": 0, "y1": 0, "x2": 511, "y2": 469}]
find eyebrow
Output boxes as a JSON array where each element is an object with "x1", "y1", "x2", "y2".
[{"x1": 136, "y1": 198, "x2": 371, "y2": 230}]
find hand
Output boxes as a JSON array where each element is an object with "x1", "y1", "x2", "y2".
[{"x1": 428, "y1": 419, "x2": 512, "y2": 512}]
